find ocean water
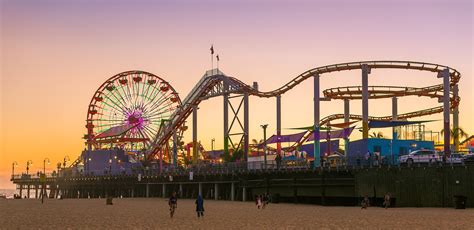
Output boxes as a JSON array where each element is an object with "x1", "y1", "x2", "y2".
[{"x1": 0, "y1": 189, "x2": 17, "y2": 199}]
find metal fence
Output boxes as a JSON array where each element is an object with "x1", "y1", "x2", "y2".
[{"x1": 11, "y1": 153, "x2": 472, "y2": 180}]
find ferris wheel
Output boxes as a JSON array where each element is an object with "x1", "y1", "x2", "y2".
[{"x1": 85, "y1": 70, "x2": 181, "y2": 151}]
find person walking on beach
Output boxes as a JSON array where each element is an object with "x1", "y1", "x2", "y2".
[
  {"x1": 383, "y1": 193, "x2": 391, "y2": 209},
  {"x1": 262, "y1": 193, "x2": 268, "y2": 209},
  {"x1": 256, "y1": 195, "x2": 262, "y2": 209},
  {"x1": 169, "y1": 191, "x2": 178, "y2": 218},
  {"x1": 195, "y1": 195, "x2": 204, "y2": 218},
  {"x1": 361, "y1": 195, "x2": 370, "y2": 209}
]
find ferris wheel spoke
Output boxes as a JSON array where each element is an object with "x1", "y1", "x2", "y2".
[
  {"x1": 100, "y1": 98, "x2": 128, "y2": 117},
  {"x1": 143, "y1": 126, "x2": 158, "y2": 139},
  {"x1": 98, "y1": 110, "x2": 125, "y2": 122},
  {"x1": 138, "y1": 128, "x2": 151, "y2": 141},
  {"x1": 111, "y1": 84, "x2": 133, "y2": 113},
  {"x1": 142, "y1": 75, "x2": 155, "y2": 106},
  {"x1": 125, "y1": 78, "x2": 135, "y2": 107},
  {"x1": 101, "y1": 89, "x2": 130, "y2": 113},
  {"x1": 137, "y1": 74, "x2": 147, "y2": 105},
  {"x1": 143, "y1": 108, "x2": 173, "y2": 121},
  {"x1": 144, "y1": 122, "x2": 159, "y2": 133},
  {"x1": 145, "y1": 101, "x2": 175, "y2": 118},
  {"x1": 142, "y1": 129, "x2": 155, "y2": 144},
  {"x1": 94, "y1": 122, "x2": 127, "y2": 128},
  {"x1": 101, "y1": 111, "x2": 124, "y2": 122},
  {"x1": 93, "y1": 119, "x2": 126, "y2": 122},
  {"x1": 145, "y1": 93, "x2": 173, "y2": 115},
  {"x1": 108, "y1": 89, "x2": 131, "y2": 115},
  {"x1": 117, "y1": 80, "x2": 133, "y2": 108},
  {"x1": 144, "y1": 85, "x2": 168, "y2": 110},
  {"x1": 145, "y1": 112, "x2": 172, "y2": 124},
  {"x1": 136, "y1": 81, "x2": 147, "y2": 111},
  {"x1": 143, "y1": 84, "x2": 159, "y2": 108},
  {"x1": 142, "y1": 77, "x2": 154, "y2": 105},
  {"x1": 131, "y1": 74, "x2": 140, "y2": 108}
]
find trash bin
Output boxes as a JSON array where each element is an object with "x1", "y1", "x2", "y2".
[{"x1": 453, "y1": 195, "x2": 467, "y2": 209}]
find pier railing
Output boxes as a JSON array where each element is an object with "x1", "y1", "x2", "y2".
[{"x1": 11, "y1": 153, "x2": 471, "y2": 180}]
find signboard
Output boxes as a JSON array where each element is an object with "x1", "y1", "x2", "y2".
[
  {"x1": 189, "y1": 171, "x2": 193, "y2": 181},
  {"x1": 138, "y1": 173, "x2": 142, "y2": 182},
  {"x1": 40, "y1": 174, "x2": 46, "y2": 183}
]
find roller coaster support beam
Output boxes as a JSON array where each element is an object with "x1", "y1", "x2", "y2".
[
  {"x1": 244, "y1": 92, "x2": 249, "y2": 163},
  {"x1": 438, "y1": 68, "x2": 450, "y2": 159},
  {"x1": 362, "y1": 64, "x2": 371, "y2": 139},
  {"x1": 224, "y1": 81, "x2": 229, "y2": 156},
  {"x1": 453, "y1": 84, "x2": 459, "y2": 151},
  {"x1": 276, "y1": 95, "x2": 282, "y2": 157},
  {"x1": 344, "y1": 99, "x2": 350, "y2": 156},
  {"x1": 392, "y1": 97, "x2": 398, "y2": 140},
  {"x1": 193, "y1": 105, "x2": 198, "y2": 164},
  {"x1": 173, "y1": 130, "x2": 177, "y2": 167},
  {"x1": 313, "y1": 73, "x2": 321, "y2": 168}
]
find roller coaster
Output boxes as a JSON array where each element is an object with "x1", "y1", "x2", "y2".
[{"x1": 85, "y1": 60, "x2": 461, "y2": 166}]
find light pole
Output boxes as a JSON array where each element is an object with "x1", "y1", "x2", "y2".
[
  {"x1": 211, "y1": 138, "x2": 215, "y2": 151},
  {"x1": 12, "y1": 161, "x2": 18, "y2": 179},
  {"x1": 42, "y1": 158, "x2": 50, "y2": 204},
  {"x1": 56, "y1": 163, "x2": 61, "y2": 177},
  {"x1": 43, "y1": 158, "x2": 50, "y2": 175},
  {"x1": 26, "y1": 160, "x2": 33, "y2": 175},
  {"x1": 62, "y1": 155, "x2": 70, "y2": 177},
  {"x1": 63, "y1": 156, "x2": 70, "y2": 169},
  {"x1": 260, "y1": 124, "x2": 268, "y2": 170}
]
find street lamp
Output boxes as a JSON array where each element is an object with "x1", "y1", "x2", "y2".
[
  {"x1": 260, "y1": 124, "x2": 268, "y2": 170},
  {"x1": 56, "y1": 162, "x2": 61, "y2": 177},
  {"x1": 63, "y1": 155, "x2": 70, "y2": 169},
  {"x1": 211, "y1": 138, "x2": 215, "y2": 151},
  {"x1": 43, "y1": 158, "x2": 50, "y2": 175},
  {"x1": 26, "y1": 160, "x2": 33, "y2": 175},
  {"x1": 12, "y1": 161, "x2": 18, "y2": 179},
  {"x1": 42, "y1": 158, "x2": 50, "y2": 204}
]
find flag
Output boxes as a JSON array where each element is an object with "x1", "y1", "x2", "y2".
[
  {"x1": 210, "y1": 45, "x2": 214, "y2": 55},
  {"x1": 216, "y1": 54, "x2": 219, "y2": 61}
]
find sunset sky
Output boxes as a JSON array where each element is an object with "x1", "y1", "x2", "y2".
[{"x1": 1, "y1": 0, "x2": 472, "y2": 188}]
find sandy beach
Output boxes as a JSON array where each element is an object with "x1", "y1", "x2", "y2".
[{"x1": 1, "y1": 198, "x2": 473, "y2": 229}]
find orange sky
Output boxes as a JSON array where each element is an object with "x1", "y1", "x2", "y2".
[{"x1": 1, "y1": 0, "x2": 473, "y2": 189}]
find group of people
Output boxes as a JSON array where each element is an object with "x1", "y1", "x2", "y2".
[
  {"x1": 168, "y1": 191, "x2": 205, "y2": 219},
  {"x1": 169, "y1": 190, "x2": 391, "y2": 218},
  {"x1": 168, "y1": 191, "x2": 276, "y2": 218},
  {"x1": 255, "y1": 193, "x2": 271, "y2": 209},
  {"x1": 364, "y1": 151, "x2": 384, "y2": 166},
  {"x1": 361, "y1": 193, "x2": 391, "y2": 209}
]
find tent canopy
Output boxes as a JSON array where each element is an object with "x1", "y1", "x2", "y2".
[
  {"x1": 306, "y1": 126, "x2": 355, "y2": 141},
  {"x1": 264, "y1": 131, "x2": 307, "y2": 144}
]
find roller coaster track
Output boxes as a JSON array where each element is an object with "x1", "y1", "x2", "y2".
[{"x1": 150, "y1": 61, "x2": 461, "y2": 154}]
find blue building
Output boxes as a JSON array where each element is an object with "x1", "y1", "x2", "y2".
[{"x1": 347, "y1": 138, "x2": 434, "y2": 165}]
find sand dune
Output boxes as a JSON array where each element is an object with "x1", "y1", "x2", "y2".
[{"x1": 1, "y1": 198, "x2": 473, "y2": 229}]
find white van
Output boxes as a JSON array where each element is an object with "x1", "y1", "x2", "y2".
[{"x1": 398, "y1": 149, "x2": 441, "y2": 165}]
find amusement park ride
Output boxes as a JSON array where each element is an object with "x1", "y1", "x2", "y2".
[{"x1": 80, "y1": 61, "x2": 461, "y2": 173}]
